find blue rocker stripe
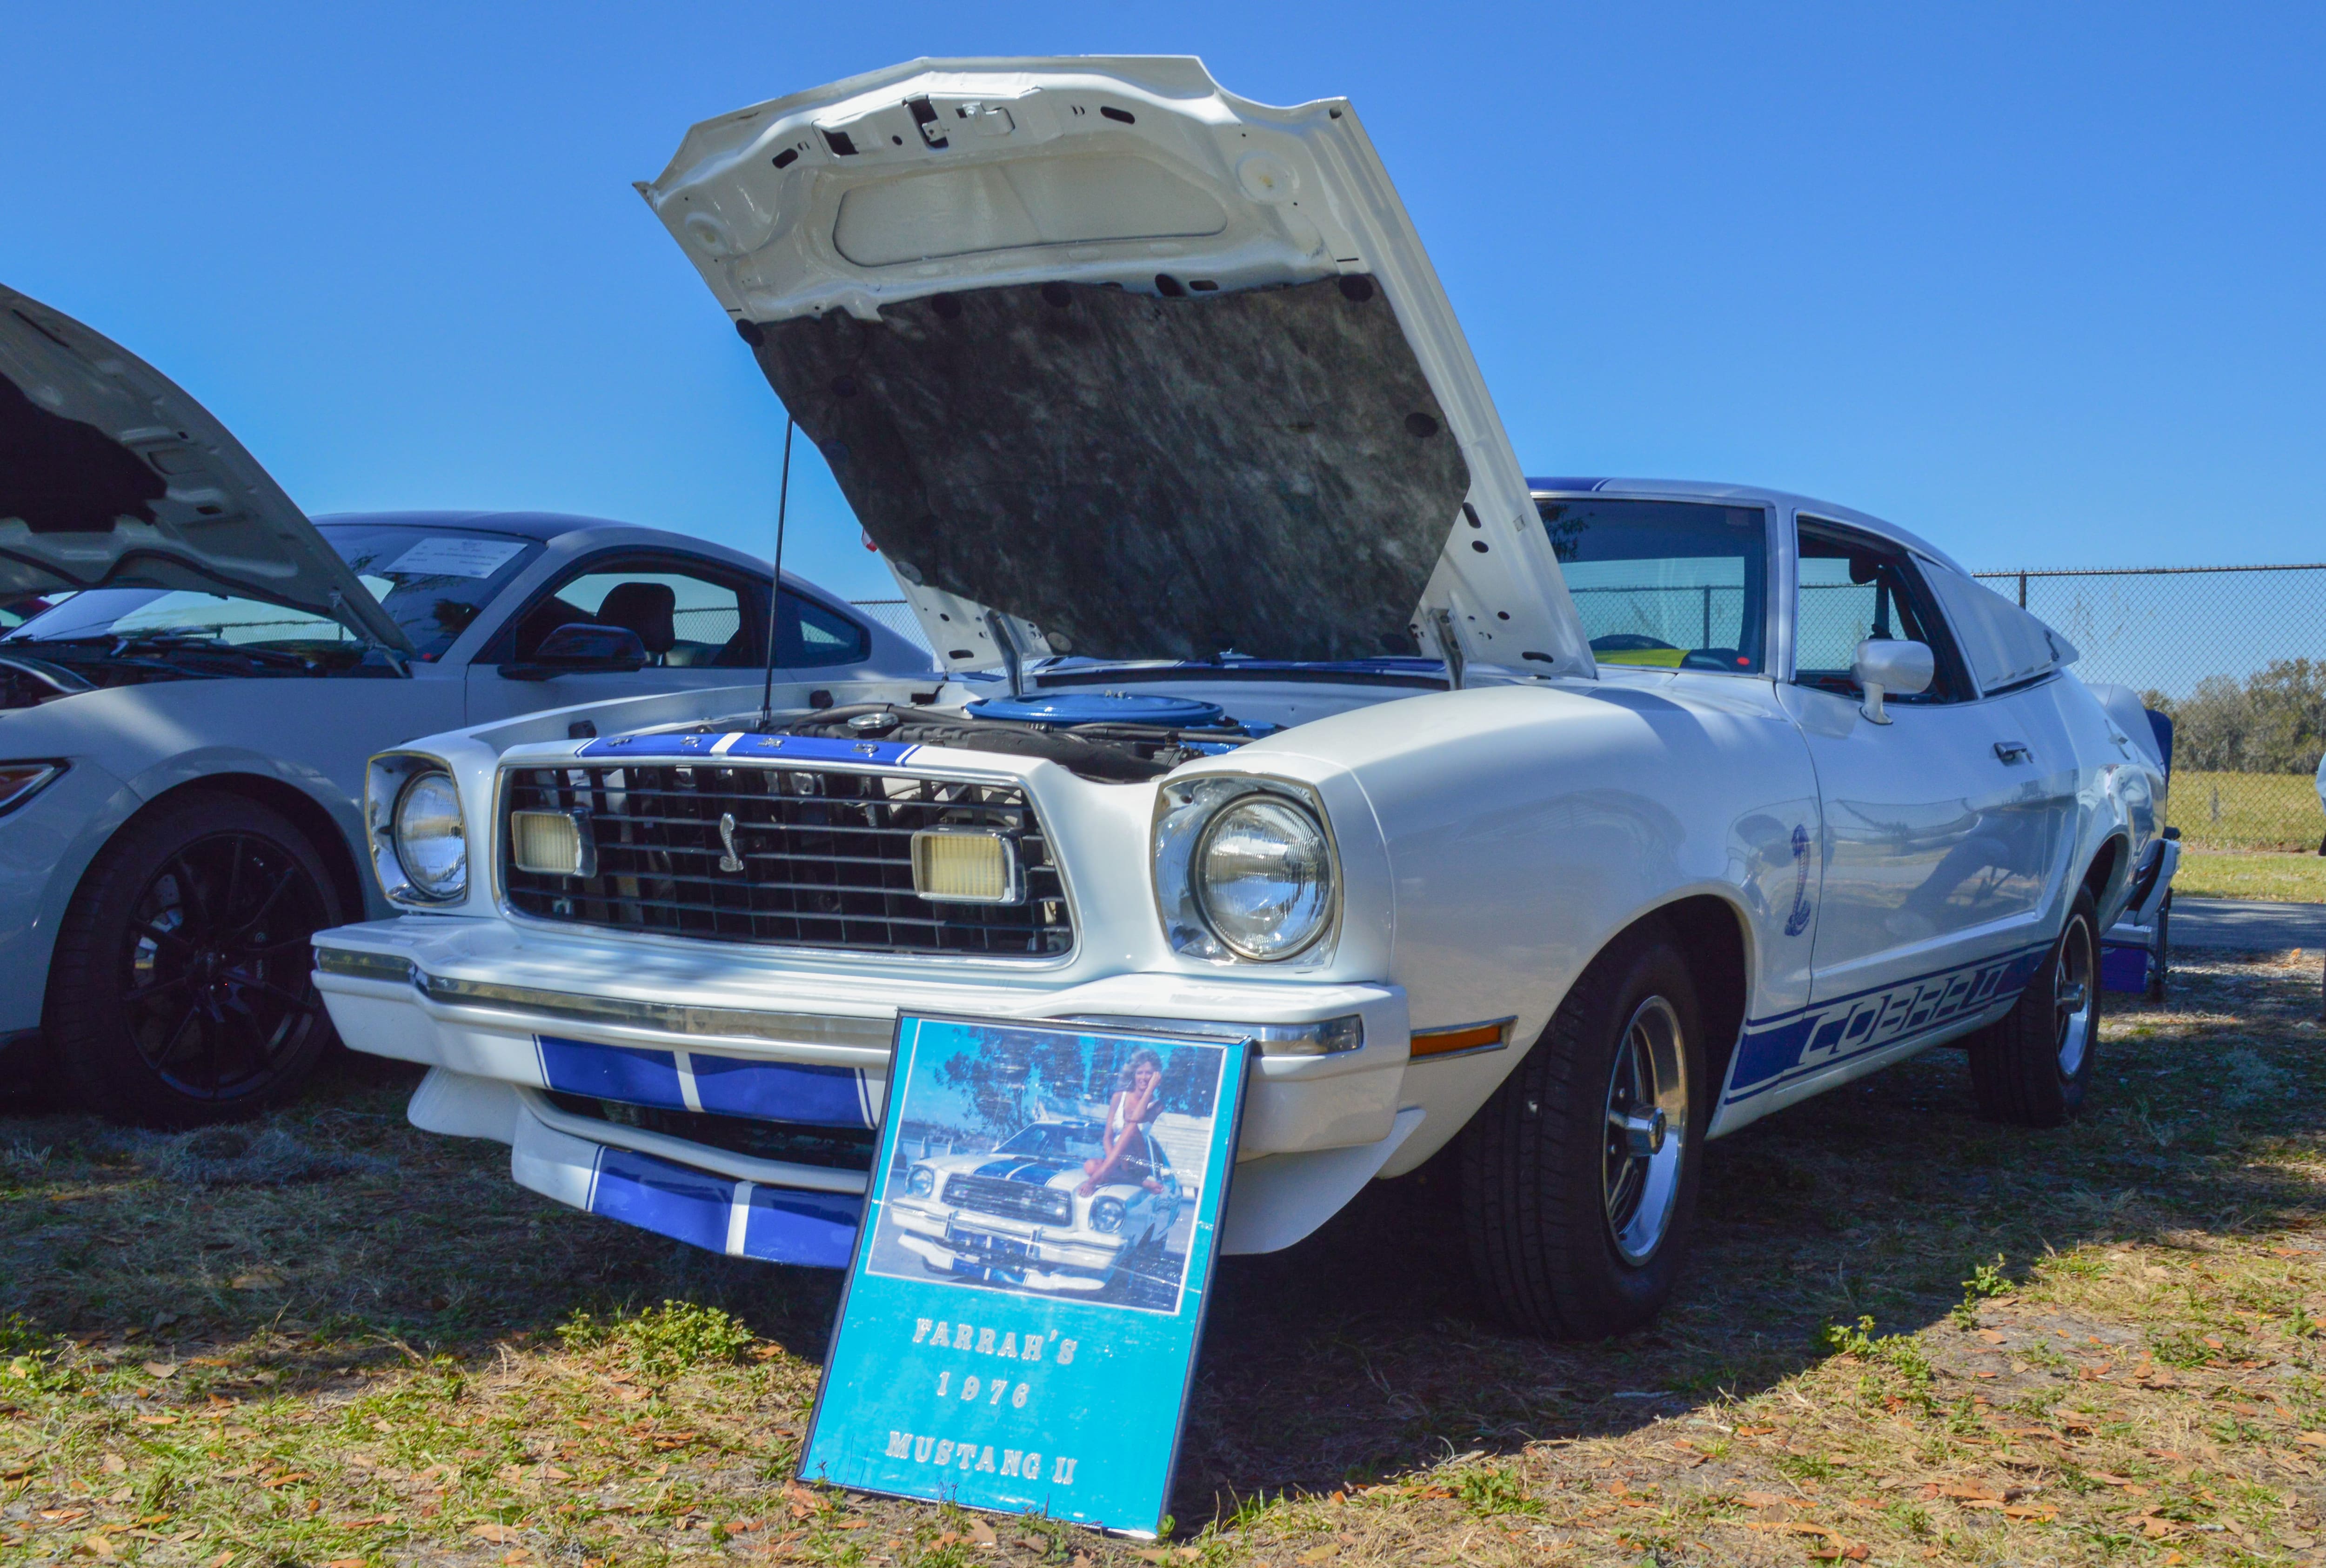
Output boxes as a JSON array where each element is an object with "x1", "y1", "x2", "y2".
[{"x1": 1726, "y1": 943, "x2": 2048, "y2": 1104}]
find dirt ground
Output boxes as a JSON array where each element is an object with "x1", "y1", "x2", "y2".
[{"x1": 7, "y1": 948, "x2": 2326, "y2": 1566}]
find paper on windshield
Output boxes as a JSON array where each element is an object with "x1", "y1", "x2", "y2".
[{"x1": 382, "y1": 538, "x2": 527, "y2": 580}]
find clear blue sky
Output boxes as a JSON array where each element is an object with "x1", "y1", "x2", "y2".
[{"x1": 7, "y1": 3, "x2": 2319, "y2": 601}]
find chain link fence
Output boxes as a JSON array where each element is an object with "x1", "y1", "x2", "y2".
[
  {"x1": 862, "y1": 563, "x2": 2326, "y2": 853},
  {"x1": 1973, "y1": 566, "x2": 2326, "y2": 852}
]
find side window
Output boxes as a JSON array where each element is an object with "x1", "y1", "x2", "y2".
[
  {"x1": 507, "y1": 558, "x2": 757, "y2": 669},
  {"x1": 1794, "y1": 519, "x2": 1973, "y2": 704}
]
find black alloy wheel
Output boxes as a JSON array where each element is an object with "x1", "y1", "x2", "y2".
[{"x1": 47, "y1": 791, "x2": 344, "y2": 1127}]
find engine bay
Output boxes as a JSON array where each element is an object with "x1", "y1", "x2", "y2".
[{"x1": 768, "y1": 689, "x2": 1283, "y2": 782}]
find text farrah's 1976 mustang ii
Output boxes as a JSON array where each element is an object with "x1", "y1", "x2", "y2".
[{"x1": 313, "y1": 57, "x2": 2179, "y2": 1336}]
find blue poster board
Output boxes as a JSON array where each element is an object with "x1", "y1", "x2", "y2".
[{"x1": 799, "y1": 1014, "x2": 1250, "y2": 1537}]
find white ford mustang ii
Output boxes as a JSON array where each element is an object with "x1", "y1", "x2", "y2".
[{"x1": 314, "y1": 57, "x2": 2177, "y2": 1336}]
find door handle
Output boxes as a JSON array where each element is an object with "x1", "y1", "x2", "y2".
[{"x1": 1993, "y1": 741, "x2": 2032, "y2": 765}]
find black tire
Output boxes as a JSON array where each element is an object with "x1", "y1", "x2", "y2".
[
  {"x1": 1460, "y1": 924, "x2": 1707, "y2": 1339},
  {"x1": 45, "y1": 790, "x2": 344, "y2": 1128},
  {"x1": 1968, "y1": 887, "x2": 2101, "y2": 1127},
  {"x1": 2145, "y1": 892, "x2": 2170, "y2": 1004}
]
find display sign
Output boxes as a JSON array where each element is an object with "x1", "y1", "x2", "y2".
[
  {"x1": 800, "y1": 1014, "x2": 1249, "y2": 1537},
  {"x1": 380, "y1": 536, "x2": 527, "y2": 579}
]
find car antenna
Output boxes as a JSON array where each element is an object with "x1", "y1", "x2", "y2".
[{"x1": 756, "y1": 417, "x2": 795, "y2": 731}]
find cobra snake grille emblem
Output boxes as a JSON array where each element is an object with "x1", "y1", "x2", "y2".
[{"x1": 716, "y1": 811, "x2": 744, "y2": 874}]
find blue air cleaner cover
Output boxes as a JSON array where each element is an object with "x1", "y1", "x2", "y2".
[{"x1": 964, "y1": 692, "x2": 1226, "y2": 727}]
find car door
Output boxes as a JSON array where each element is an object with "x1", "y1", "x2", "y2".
[
  {"x1": 1781, "y1": 515, "x2": 2072, "y2": 1026},
  {"x1": 463, "y1": 551, "x2": 876, "y2": 723}
]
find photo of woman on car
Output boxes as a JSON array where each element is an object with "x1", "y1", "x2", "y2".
[{"x1": 1080, "y1": 1049, "x2": 1167, "y2": 1198}]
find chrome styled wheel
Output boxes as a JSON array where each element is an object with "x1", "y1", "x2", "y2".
[
  {"x1": 2053, "y1": 909, "x2": 2096, "y2": 1077},
  {"x1": 1602, "y1": 995, "x2": 1689, "y2": 1266}
]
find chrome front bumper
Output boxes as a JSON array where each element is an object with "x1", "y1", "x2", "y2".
[{"x1": 313, "y1": 916, "x2": 1419, "y2": 1260}]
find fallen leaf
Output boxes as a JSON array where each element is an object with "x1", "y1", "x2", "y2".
[
  {"x1": 140, "y1": 1361, "x2": 178, "y2": 1379},
  {"x1": 469, "y1": 1524, "x2": 518, "y2": 1544},
  {"x1": 1976, "y1": 1329, "x2": 2006, "y2": 1344},
  {"x1": 1736, "y1": 1425, "x2": 1778, "y2": 1436},
  {"x1": 1738, "y1": 1491, "x2": 1792, "y2": 1509},
  {"x1": 100, "y1": 1454, "x2": 127, "y2": 1475},
  {"x1": 2298, "y1": 1431, "x2": 2326, "y2": 1448},
  {"x1": 968, "y1": 1519, "x2": 998, "y2": 1546},
  {"x1": 1298, "y1": 1548, "x2": 1336, "y2": 1564},
  {"x1": 326, "y1": 1559, "x2": 368, "y2": 1568},
  {"x1": 84, "y1": 1532, "x2": 119, "y2": 1560},
  {"x1": 131, "y1": 1414, "x2": 177, "y2": 1427}
]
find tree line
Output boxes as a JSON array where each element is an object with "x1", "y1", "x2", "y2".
[{"x1": 2144, "y1": 657, "x2": 2326, "y2": 774}]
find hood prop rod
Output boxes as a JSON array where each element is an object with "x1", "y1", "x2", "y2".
[
  {"x1": 985, "y1": 609, "x2": 1027, "y2": 698},
  {"x1": 1430, "y1": 607, "x2": 1466, "y2": 691},
  {"x1": 756, "y1": 417, "x2": 795, "y2": 731}
]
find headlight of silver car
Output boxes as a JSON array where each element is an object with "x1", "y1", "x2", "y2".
[
  {"x1": 1152, "y1": 776, "x2": 1339, "y2": 963},
  {"x1": 1089, "y1": 1195, "x2": 1126, "y2": 1234},
  {"x1": 907, "y1": 1165, "x2": 936, "y2": 1198}
]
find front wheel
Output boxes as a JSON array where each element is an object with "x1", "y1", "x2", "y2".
[
  {"x1": 45, "y1": 791, "x2": 344, "y2": 1127},
  {"x1": 1460, "y1": 926, "x2": 1706, "y2": 1339},
  {"x1": 1967, "y1": 887, "x2": 2101, "y2": 1127}
]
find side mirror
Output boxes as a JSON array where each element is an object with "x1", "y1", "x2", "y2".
[
  {"x1": 498, "y1": 622, "x2": 648, "y2": 681},
  {"x1": 1852, "y1": 638, "x2": 1933, "y2": 725}
]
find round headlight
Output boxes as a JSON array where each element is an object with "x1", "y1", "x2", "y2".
[
  {"x1": 1193, "y1": 796, "x2": 1334, "y2": 960},
  {"x1": 1089, "y1": 1195, "x2": 1126, "y2": 1234},
  {"x1": 907, "y1": 1164, "x2": 936, "y2": 1198},
  {"x1": 392, "y1": 770, "x2": 467, "y2": 900}
]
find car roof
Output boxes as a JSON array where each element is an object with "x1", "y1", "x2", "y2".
[
  {"x1": 311, "y1": 509, "x2": 641, "y2": 543},
  {"x1": 1523, "y1": 478, "x2": 1972, "y2": 579}
]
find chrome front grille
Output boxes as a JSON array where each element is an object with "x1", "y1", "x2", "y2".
[
  {"x1": 943, "y1": 1174, "x2": 1073, "y2": 1225},
  {"x1": 500, "y1": 763, "x2": 1072, "y2": 957}
]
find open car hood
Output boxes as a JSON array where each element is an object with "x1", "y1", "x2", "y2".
[
  {"x1": 642, "y1": 57, "x2": 1592, "y2": 676},
  {"x1": 0, "y1": 285, "x2": 411, "y2": 652}
]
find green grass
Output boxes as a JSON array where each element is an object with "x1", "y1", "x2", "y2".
[
  {"x1": 2176, "y1": 849, "x2": 2326, "y2": 903},
  {"x1": 2168, "y1": 767, "x2": 2326, "y2": 852},
  {"x1": 12, "y1": 955, "x2": 2326, "y2": 1565}
]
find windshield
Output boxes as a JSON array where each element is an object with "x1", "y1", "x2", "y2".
[
  {"x1": 321, "y1": 524, "x2": 544, "y2": 661},
  {"x1": 4, "y1": 525, "x2": 544, "y2": 662},
  {"x1": 1537, "y1": 498, "x2": 1769, "y2": 674},
  {"x1": 994, "y1": 1122, "x2": 1105, "y2": 1161}
]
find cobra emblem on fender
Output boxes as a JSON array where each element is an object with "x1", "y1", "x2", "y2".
[{"x1": 717, "y1": 811, "x2": 744, "y2": 874}]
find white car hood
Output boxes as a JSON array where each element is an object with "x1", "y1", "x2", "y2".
[
  {"x1": 0, "y1": 285, "x2": 410, "y2": 652},
  {"x1": 642, "y1": 57, "x2": 1592, "y2": 676}
]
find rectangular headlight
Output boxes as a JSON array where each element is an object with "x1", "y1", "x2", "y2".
[
  {"x1": 911, "y1": 828, "x2": 1021, "y2": 904},
  {"x1": 510, "y1": 808, "x2": 595, "y2": 877}
]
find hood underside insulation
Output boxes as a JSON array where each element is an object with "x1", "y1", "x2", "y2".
[{"x1": 750, "y1": 275, "x2": 1471, "y2": 663}]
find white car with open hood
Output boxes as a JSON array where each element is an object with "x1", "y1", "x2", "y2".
[{"x1": 314, "y1": 57, "x2": 2178, "y2": 1336}]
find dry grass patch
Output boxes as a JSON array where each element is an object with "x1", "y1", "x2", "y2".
[{"x1": 7, "y1": 951, "x2": 2326, "y2": 1566}]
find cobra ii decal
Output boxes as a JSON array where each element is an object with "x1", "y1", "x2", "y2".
[{"x1": 1725, "y1": 945, "x2": 2049, "y2": 1108}]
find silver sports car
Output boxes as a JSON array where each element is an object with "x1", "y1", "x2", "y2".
[{"x1": 0, "y1": 283, "x2": 933, "y2": 1125}]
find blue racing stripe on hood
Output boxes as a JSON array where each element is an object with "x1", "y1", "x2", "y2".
[
  {"x1": 972, "y1": 1158, "x2": 1070, "y2": 1183},
  {"x1": 579, "y1": 732, "x2": 921, "y2": 765}
]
